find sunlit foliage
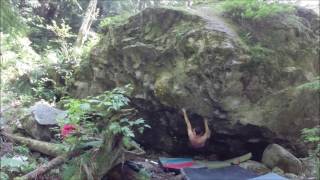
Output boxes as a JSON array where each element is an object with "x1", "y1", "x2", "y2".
[
  {"x1": 0, "y1": 0, "x2": 27, "y2": 35},
  {"x1": 220, "y1": 0, "x2": 295, "y2": 20}
]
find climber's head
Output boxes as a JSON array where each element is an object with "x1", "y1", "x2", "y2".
[{"x1": 193, "y1": 127, "x2": 204, "y2": 136}]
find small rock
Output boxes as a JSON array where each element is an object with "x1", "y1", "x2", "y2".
[
  {"x1": 32, "y1": 152, "x2": 41, "y2": 159},
  {"x1": 20, "y1": 101, "x2": 67, "y2": 141},
  {"x1": 20, "y1": 114, "x2": 52, "y2": 141},
  {"x1": 272, "y1": 167, "x2": 285, "y2": 175},
  {"x1": 262, "y1": 144, "x2": 303, "y2": 174},
  {"x1": 30, "y1": 101, "x2": 67, "y2": 125},
  {"x1": 0, "y1": 143, "x2": 13, "y2": 157},
  {"x1": 300, "y1": 157, "x2": 318, "y2": 179},
  {"x1": 284, "y1": 173, "x2": 299, "y2": 179},
  {"x1": 239, "y1": 160, "x2": 271, "y2": 175}
]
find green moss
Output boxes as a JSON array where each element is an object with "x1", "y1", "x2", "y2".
[
  {"x1": 239, "y1": 42, "x2": 274, "y2": 71},
  {"x1": 144, "y1": 22, "x2": 163, "y2": 40},
  {"x1": 154, "y1": 72, "x2": 185, "y2": 107},
  {"x1": 154, "y1": 73, "x2": 172, "y2": 100},
  {"x1": 173, "y1": 21, "x2": 199, "y2": 40}
]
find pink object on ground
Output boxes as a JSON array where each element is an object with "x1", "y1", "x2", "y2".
[{"x1": 61, "y1": 124, "x2": 76, "y2": 138}]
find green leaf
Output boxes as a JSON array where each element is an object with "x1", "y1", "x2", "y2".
[
  {"x1": 79, "y1": 103, "x2": 91, "y2": 111},
  {"x1": 138, "y1": 127, "x2": 144, "y2": 134},
  {"x1": 14, "y1": 145, "x2": 30, "y2": 155},
  {"x1": 122, "y1": 137, "x2": 132, "y2": 148},
  {"x1": 121, "y1": 126, "x2": 135, "y2": 137},
  {"x1": 1, "y1": 156, "x2": 28, "y2": 169},
  {"x1": 87, "y1": 99, "x2": 101, "y2": 103},
  {"x1": 120, "y1": 118, "x2": 129, "y2": 123},
  {"x1": 133, "y1": 118, "x2": 145, "y2": 125}
]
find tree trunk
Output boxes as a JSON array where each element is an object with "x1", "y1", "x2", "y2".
[{"x1": 75, "y1": 0, "x2": 98, "y2": 48}]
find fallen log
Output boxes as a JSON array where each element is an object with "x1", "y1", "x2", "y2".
[
  {"x1": 1, "y1": 132, "x2": 65, "y2": 157},
  {"x1": 16, "y1": 149, "x2": 84, "y2": 180},
  {"x1": 17, "y1": 153, "x2": 68, "y2": 180}
]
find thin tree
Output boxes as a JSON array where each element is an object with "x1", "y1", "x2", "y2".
[{"x1": 75, "y1": 0, "x2": 98, "y2": 48}]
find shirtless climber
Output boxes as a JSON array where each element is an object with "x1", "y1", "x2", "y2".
[{"x1": 182, "y1": 108, "x2": 211, "y2": 148}]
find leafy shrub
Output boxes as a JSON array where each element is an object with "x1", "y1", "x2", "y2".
[
  {"x1": 59, "y1": 85, "x2": 150, "y2": 178},
  {"x1": 302, "y1": 126, "x2": 320, "y2": 155},
  {"x1": 301, "y1": 126, "x2": 320, "y2": 179},
  {"x1": 0, "y1": 0, "x2": 27, "y2": 35},
  {"x1": 13, "y1": 146, "x2": 30, "y2": 155},
  {"x1": 0, "y1": 33, "x2": 58, "y2": 102},
  {"x1": 0, "y1": 34, "x2": 41, "y2": 87},
  {"x1": 221, "y1": 0, "x2": 295, "y2": 20},
  {"x1": 59, "y1": 85, "x2": 150, "y2": 148},
  {"x1": 1, "y1": 18, "x2": 98, "y2": 103}
]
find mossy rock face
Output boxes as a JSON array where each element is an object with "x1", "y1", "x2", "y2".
[{"x1": 73, "y1": 7, "x2": 319, "y2": 158}]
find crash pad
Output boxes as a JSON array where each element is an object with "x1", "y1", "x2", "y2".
[
  {"x1": 159, "y1": 157, "x2": 195, "y2": 170},
  {"x1": 196, "y1": 153, "x2": 252, "y2": 169},
  {"x1": 160, "y1": 153, "x2": 252, "y2": 170},
  {"x1": 249, "y1": 173, "x2": 288, "y2": 180},
  {"x1": 182, "y1": 165, "x2": 258, "y2": 180}
]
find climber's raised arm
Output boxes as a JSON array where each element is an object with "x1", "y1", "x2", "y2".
[
  {"x1": 204, "y1": 118, "x2": 211, "y2": 138},
  {"x1": 182, "y1": 108, "x2": 192, "y2": 131}
]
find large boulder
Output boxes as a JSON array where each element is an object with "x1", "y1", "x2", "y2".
[
  {"x1": 262, "y1": 144, "x2": 303, "y2": 174},
  {"x1": 72, "y1": 7, "x2": 319, "y2": 159}
]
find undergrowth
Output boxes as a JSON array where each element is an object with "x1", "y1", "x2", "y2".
[
  {"x1": 219, "y1": 0, "x2": 295, "y2": 20},
  {"x1": 0, "y1": 145, "x2": 38, "y2": 179},
  {"x1": 59, "y1": 85, "x2": 150, "y2": 178},
  {"x1": 301, "y1": 126, "x2": 320, "y2": 179}
]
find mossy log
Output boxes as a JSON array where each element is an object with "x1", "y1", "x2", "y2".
[{"x1": 1, "y1": 132, "x2": 65, "y2": 157}]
